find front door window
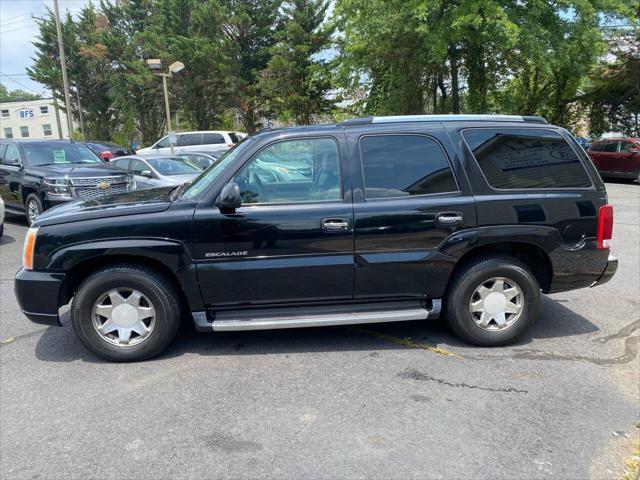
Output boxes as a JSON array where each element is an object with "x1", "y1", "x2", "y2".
[{"x1": 235, "y1": 138, "x2": 341, "y2": 204}]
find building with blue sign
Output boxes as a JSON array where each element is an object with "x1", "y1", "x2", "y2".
[{"x1": 0, "y1": 98, "x2": 70, "y2": 140}]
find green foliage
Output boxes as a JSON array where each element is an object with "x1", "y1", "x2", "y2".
[
  {"x1": 333, "y1": 0, "x2": 636, "y2": 127},
  {"x1": 0, "y1": 84, "x2": 41, "y2": 102},
  {"x1": 26, "y1": 0, "x2": 637, "y2": 141},
  {"x1": 581, "y1": 30, "x2": 640, "y2": 136},
  {"x1": 260, "y1": 0, "x2": 335, "y2": 125}
]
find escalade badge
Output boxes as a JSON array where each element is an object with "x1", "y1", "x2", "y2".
[
  {"x1": 97, "y1": 181, "x2": 111, "y2": 190},
  {"x1": 205, "y1": 251, "x2": 248, "y2": 258}
]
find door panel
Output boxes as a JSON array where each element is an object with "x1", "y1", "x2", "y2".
[
  {"x1": 193, "y1": 135, "x2": 355, "y2": 307},
  {"x1": 349, "y1": 131, "x2": 476, "y2": 300},
  {"x1": 194, "y1": 203, "x2": 354, "y2": 306}
]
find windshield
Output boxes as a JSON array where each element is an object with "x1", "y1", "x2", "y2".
[
  {"x1": 23, "y1": 143, "x2": 102, "y2": 166},
  {"x1": 182, "y1": 138, "x2": 255, "y2": 199},
  {"x1": 147, "y1": 157, "x2": 201, "y2": 175}
]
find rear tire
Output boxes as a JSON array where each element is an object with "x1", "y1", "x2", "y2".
[
  {"x1": 445, "y1": 255, "x2": 540, "y2": 346},
  {"x1": 24, "y1": 193, "x2": 43, "y2": 226},
  {"x1": 71, "y1": 264, "x2": 182, "y2": 362}
]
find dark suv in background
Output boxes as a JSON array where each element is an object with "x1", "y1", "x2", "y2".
[
  {"x1": 0, "y1": 140, "x2": 134, "y2": 224},
  {"x1": 15, "y1": 115, "x2": 617, "y2": 361}
]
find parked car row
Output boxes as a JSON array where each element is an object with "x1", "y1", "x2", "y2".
[
  {"x1": 0, "y1": 140, "x2": 223, "y2": 225},
  {"x1": 136, "y1": 130, "x2": 245, "y2": 155}
]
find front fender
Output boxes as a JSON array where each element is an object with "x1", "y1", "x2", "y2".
[{"x1": 43, "y1": 238, "x2": 203, "y2": 310}]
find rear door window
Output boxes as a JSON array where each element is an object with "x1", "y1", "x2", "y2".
[
  {"x1": 602, "y1": 141, "x2": 619, "y2": 153},
  {"x1": 359, "y1": 135, "x2": 458, "y2": 198},
  {"x1": 203, "y1": 133, "x2": 225, "y2": 145},
  {"x1": 462, "y1": 128, "x2": 592, "y2": 189},
  {"x1": 177, "y1": 134, "x2": 202, "y2": 147}
]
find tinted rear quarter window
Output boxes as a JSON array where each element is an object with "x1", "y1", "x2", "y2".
[
  {"x1": 229, "y1": 133, "x2": 240, "y2": 144},
  {"x1": 203, "y1": 133, "x2": 225, "y2": 144},
  {"x1": 359, "y1": 135, "x2": 458, "y2": 198},
  {"x1": 461, "y1": 128, "x2": 592, "y2": 189}
]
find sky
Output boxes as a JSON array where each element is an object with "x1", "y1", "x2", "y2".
[{"x1": 0, "y1": 0, "x2": 90, "y2": 97}]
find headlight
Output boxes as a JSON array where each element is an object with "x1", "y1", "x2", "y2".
[
  {"x1": 23, "y1": 227, "x2": 38, "y2": 270},
  {"x1": 43, "y1": 177, "x2": 70, "y2": 195}
]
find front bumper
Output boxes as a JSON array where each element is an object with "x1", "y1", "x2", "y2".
[
  {"x1": 591, "y1": 255, "x2": 618, "y2": 288},
  {"x1": 43, "y1": 194, "x2": 74, "y2": 209},
  {"x1": 14, "y1": 268, "x2": 65, "y2": 326}
]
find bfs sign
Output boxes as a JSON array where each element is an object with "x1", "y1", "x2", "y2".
[{"x1": 17, "y1": 108, "x2": 34, "y2": 119}]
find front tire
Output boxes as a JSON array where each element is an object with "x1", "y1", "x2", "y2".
[
  {"x1": 71, "y1": 264, "x2": 182, "y2": 362},
  {"x1": 445, "y1": 255, "x2": 540, "y2": 346},
  {"x1": 24, "y1": 193, "x2": 43, "y2": 226}
]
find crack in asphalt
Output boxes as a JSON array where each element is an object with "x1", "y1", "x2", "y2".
[
  {"x1": 469, "y1": 320, "x2": 640, "y2": 366},
  {"x1": 398, "y1": 368, "x2": 528, "y2": 393}
]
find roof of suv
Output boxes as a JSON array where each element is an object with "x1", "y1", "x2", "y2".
[{"x1": 252, "y1": 114, "x2": 549, "y2": 139}]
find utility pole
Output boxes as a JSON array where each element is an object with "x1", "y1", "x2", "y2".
[
  {"x1": 53, "y1": 100, "x2": 63, "y2": 139},
  {"x1": 161, "y1": 74, "x2": 172, "y2": 135},
  {"x1": 52, "y1": 0, "x2": 74, "y2": 139},
  {"x1": 75, "y1": 87, "x2": 85, "y2": 140}
]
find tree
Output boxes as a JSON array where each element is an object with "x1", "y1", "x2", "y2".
[
  {"x1": 582, "y1": 29, "x2": 640, "y2": 136},
  {"x1": 222, "y1": 0, "x2": 281, "y2": 133},
  {"x1": 0, "y1": 84, "x2": 41, "y2": 102},
  {"x1": 260, "y1": 0, "x2": 335, "y2": 124}
]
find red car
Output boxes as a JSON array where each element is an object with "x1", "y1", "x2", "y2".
[{"x1": 588, "y1": 137, "x2": 640, "y2": 182}]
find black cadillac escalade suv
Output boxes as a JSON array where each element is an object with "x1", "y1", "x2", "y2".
[
  {"x1": 15, "y1": 115, "x2": 618, "y2": 362},
  {"x1": 0, "y1": 140, "x2": 134, "y2": 225}
]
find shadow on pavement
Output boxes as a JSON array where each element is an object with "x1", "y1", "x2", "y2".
[
  {"x1": 0, "y1": 233, "x2": 16, "y2": 246},
  {"x1": 34, "y1": 295, "x2": 599, "y2": 363}
]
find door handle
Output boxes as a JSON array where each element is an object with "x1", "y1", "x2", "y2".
[
  {"x1": 436, "y1": 212, "x2": 464, "y2": 226},
  {"x1": 322, "y1": 218, "x2": 350, "y2": 231}
]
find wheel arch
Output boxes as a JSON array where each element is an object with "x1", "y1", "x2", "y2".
[
  {"x1": 449, "y1": 241, "x2": 553, "y2": 294},
  {"x1": 53, "y1": 240, "x2": 203, "y2": 313}
]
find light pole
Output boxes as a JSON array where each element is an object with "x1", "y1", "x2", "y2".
[
  {"x1": 52, "y1": 0, "x2": 74, "y2": 139},
  {"x1": 146, "y1": 59, "x2": 185, "y2": 154}
]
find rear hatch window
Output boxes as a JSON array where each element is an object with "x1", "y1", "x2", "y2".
[{"x1": 461, "y1": 128, "x2": 592, "y2": 189}]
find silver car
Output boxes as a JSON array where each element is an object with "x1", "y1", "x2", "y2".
[{"x1": 111, "y1": 155, "x2": 202, "y2": 190}]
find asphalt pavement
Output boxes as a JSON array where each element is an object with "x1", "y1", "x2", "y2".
[{"x1": 1, "y1": 181, "x2": 638, "y2": 480}]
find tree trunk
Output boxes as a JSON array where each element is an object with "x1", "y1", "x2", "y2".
[{"x1": 450, "y1": 52, "x2": 460, "y2": 114}]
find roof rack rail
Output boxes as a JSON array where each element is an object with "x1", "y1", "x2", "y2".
[
  {"x1": 338, "y1": 114, "x2": 547, "y2": 126},
  {"x1": 337, "y1": 117, "x2": 374, "y2": 126}
]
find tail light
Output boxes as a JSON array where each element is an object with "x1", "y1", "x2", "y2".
[
  {"x1": 227, "y1": 144, "x2": 234, "y2": 148},
  {"x1": 597, "y1": 205, "x2": 613, "y2": 250},
  {"x1": 100, "y1": 151, "x2": 114, "y2": 160}
]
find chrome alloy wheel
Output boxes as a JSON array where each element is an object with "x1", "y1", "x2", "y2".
[
  {"x1": 27, "y1": 199, "x2": 40, "y2": 224},
  {"x1": 469, "y1": 277, "x2": 524, "y2": 331},
  {"x1": 91, "y1": 288, "x2": 156, "y2": 346}
]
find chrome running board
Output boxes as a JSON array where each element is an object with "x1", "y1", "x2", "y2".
[{"x1": 191, "y1": 300, "x2": 441, "y2": 332}]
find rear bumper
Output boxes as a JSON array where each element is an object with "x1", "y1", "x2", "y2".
[
  {"x1": 591, "y1": 255, "x2": 618, "y2": 288},
  {"x1": 14, "y1": 268, "x2": 64, "y2": 326}
]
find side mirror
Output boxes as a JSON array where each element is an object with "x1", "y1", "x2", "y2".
[
  {"x1": 216, "y1": 182, "x2": 242, "y2": 212},
  {"x1": 141, "y1": 170, "x2": 153, "y2": 178},
  {"x1": 6, "y1": 159, "x2": 22, "y2": 167}
]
